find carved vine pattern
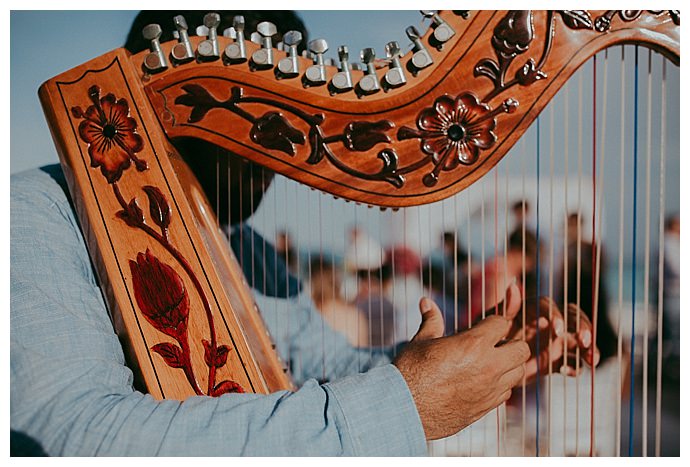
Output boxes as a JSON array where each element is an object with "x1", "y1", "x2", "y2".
[
  {"x1": 176, "y1": 85, "x2": 520, "y2": 187},
  {"x1": 176, "y1": 84, "x2": 406, "y2": 187},
  {"x1": 594, "y1": 10, "x2": 679, "y2": 32},
  {"x1": 475, "y1": 10, "x2": 679, "y2": 101},
  {"x1": 71, "y1": 85, "x2": 244, "y2": 396}
]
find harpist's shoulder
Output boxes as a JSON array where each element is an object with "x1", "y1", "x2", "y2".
[
  {"x1": 11, "y1": 164, "x2": 84, "y2": 245},
  {"x1": 11, "y1": 164, "x2": 69, "y2": 205}
]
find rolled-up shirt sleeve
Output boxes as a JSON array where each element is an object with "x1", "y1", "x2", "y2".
[{"x1": 10, "y1": 166, "x2": 426, "y2": 456}]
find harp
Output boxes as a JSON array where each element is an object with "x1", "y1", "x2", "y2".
[{"x1": 39, "y1": 10, "x2": 680, "y2": 455}]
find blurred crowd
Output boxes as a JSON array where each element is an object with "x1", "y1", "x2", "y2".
[{"x1": 271, "y1": 200, "x2": 680, "y2": 455}]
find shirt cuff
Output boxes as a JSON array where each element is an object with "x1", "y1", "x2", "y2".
[{"x1": 323, "y1": 364, "x2": 427, "y2": 456}]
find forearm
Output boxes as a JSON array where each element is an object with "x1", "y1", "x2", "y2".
[{"x1": 12, "y1": 341, "x2": 424, "y2": 456}]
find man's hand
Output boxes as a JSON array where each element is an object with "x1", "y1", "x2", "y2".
[
  {"x1": 505, "y1": 290, "x2": 600, "y2": 381},
  {"x1": 393, "y1": 291, "x2": 529, "y2": 440}
]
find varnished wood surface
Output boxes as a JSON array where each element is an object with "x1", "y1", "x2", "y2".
[{"x1": 39, "y1": 49, "x2": 291, "y2": 399}]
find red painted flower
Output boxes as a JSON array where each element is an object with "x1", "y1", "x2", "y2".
[
  {"x1": 129, "y1": 249, "x2": 189, "y2": 341},
  {"x1": 72, "y1": 85, "x2": 146, "y2": 183}
]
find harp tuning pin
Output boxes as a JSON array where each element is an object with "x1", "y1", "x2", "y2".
[
  {"x1": 251, "y1": 21, "x2": 277, "y2": 69},
  {"x1": 330, "y1": 45, "x2": 353, "y2": 93},
  {"x1": 406, "y1": 25, "x2": 433, "y2": 74},
  {"x1": 277, "y1": 30, "x2": 302, "y2": 78},
  {"x1": 421, "y1": 10, "x2": 456, "y2": 49},
  {"x1": 304, "y1": 39, "x2": 329, "y2": 86},
  {"x1": 383, "y1": 41, "x2": 406, "y2": 91},
  {"x1": 357, "y1": 47, "x2": 380, "y2": 95},
  {"x1": 197, "y1": 13, "x2": 221, "y2": 60},
  {"x1": 171, "y1": 15, "x2": 194, "y2": 64},
  {"x1": 142, "y1": 24, "x2": 168, "y2": 73},
  {"x1": 224, "y1": 15, "x2": 247, "y2": 63}
]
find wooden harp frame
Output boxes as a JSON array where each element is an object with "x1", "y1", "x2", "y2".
[{"x1": 39, "y1": 10, "x2": 679, "y2": 406}]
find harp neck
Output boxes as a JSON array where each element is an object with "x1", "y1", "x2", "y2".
[{"x1": 129, "y1": 10, "x2": 679, "y2": 207}]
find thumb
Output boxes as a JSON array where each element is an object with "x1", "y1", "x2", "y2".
[
  {"x1": 412, "y1": 297, "x2": 445, "y2": 342},
  {"x1": 504, "y1": 281, "x2": 522, "y2": 321}
]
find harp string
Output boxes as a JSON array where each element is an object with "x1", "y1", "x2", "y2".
[
  {"x1": 318, "y1": 189, "x2": 325, "y2": 382},
  {"x1": 575, "y1": 65, "x2": 584, "y2": 457},
  {"x1": 562, "y1": 65, "x2": 570, "y2": 456},
  {"x1": 654, "y1": 57, "x2": 667, "y2": 458},
  {"x1": 494, "y1": 163, "x2": 501, "y2": 456},
  {"x1": 629, "y1": 44, "x2": 640, "y2": 457},
  {"x1": 502, "y1": 139, "x2": 510, "y2": 455},
  {"x1": 589, "y1": 52, "x2": 597, "y2": 457},
  {"x1": 547, "y1": 91, "x2": 556, "y2": 457},
  {"x1": 616, "y1": 44, "x2": 626, "y2": 458},
  {"x1": 641, "y1": 48, "x2": 654, "y2": 457},
  {"x1": 534, "y1": 114, "x2": 541, "y2": 456}
]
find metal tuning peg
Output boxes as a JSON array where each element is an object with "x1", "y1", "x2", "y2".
[
  {"x1": 406, "y1": 25, "x2": 433, "y2": 74},
  {"x1": 277, "y1": 30, "x2": 302, "y2": 78},
  {"x1": 329, "y1": 45, "x2": 353, "y2": 93},
  {"x1": 421, "y1": 10, "x2": 456, "y2": 49},
  {"x1": 251, "y1": 21, "x2": 277, "y2": 69},
  {"x1": 142, "y1": 24, "x2": 168, "y2": 73},
  {"x1": 304, "y1": 39, "x2": 329, "y2": 86},
  {"x1": 357, "y1": 47, "x2": 380, "y2": 95},
  {"x1": 383, "y1": 41, "x2": 406, "y2": 91},
  {"x1": 171, "y1": 15, "x2": 194, "y2": 64},
  {"x1": 224, "y1": 16, "x2": 247, "y2": 63},
  {"x1": 197, "y1": 13, "x2": 221, "y2": 60}
]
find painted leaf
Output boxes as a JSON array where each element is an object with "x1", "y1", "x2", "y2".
[
  {"x1": 175, "y1": 84, "x2": 219, "y2": 123},
  {"x1": 559, "y1": 10, "x2": 594, "y2": 30},
  {"x1": 117, "y1": 198, "x2": 144, "y2": 227},
  {"x1": 203, "y1": 340, "x2": 230, "y2": 368},
  {"x1": 250, "y1": 112, "x2": 305, "y2": 156},
  {"x1": 516, "y1": 59, "x2": 547, "y2": 85},
  {"x1": 143, "y1": 185, "x2": 171, "y2": 231},
  {"x1": 306, "y1": 126, "x2": 327, "y2": 165},
  {"x1": 473, "y1": 58, "x2": 500, "y2": 83},
  {"x1": 152, "y1": 342, "x2": 185, "y2": 368}
]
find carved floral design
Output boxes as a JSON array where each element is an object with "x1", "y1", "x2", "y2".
[
  {"x1": 343, "y1": 120, "x2": 394, "y2": 151},
  {"x1": 176, "y1": 84, "x2": 404, "y2": 187},
  {"x1": 72, "y1": 88, "x2": 244, "y2": 396},
  {"x1": 250, "y1": 112, "x2": 305, "y2": 156},
  {"x1": 130, "y1": 249, "x2": 190, "y2": 341},
  {"x1": 398, "y1": 93, "x2": 518, "y2": 186},
  {"x1": 71, "y1": 86, "x2": 147, "y2": 183},
  {"x1": 474, "y1": 11, "x2": 538, "y2": 93},
  {"x1": 594, "y1": 10, "x2": 679, "y2": 32}
]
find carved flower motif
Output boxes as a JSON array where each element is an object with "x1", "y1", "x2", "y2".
[
  {"x1": 414, "y1": 94, "x2": 498, "y2": 168},
  {"x1": 129, "y1": 249, "x2": 189, "y2": 341},
  {"x1": 250, "y1": 111, "x2": 305, "y2": 156},
  {"x1": 72, "y1": 85, "x2": 146, "y2": 183},
  {"x1": 492, "y1": 10, "x2": 534, "y2": 60},
  {"x1": 343, "y1": 120, "x2": 393, "y2": 152}
]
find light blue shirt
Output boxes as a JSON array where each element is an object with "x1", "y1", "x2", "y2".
[{"x1": 10, "y1": 166, "x2": 427, "y2": 456}]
